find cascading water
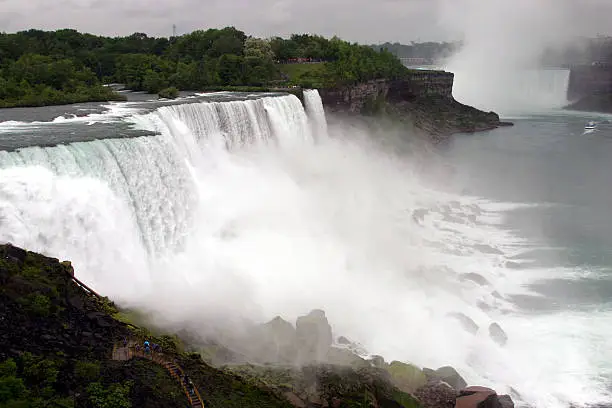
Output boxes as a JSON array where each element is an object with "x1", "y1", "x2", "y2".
[
  {"x1": 303, "y1": 89, "x2": 329, "y2": 140},
  {"x1": 446, "y1": 64, "x2": 572, "y2": 115},
  {"x1": 0, "y1": 91, "x2": 608, "y2": 408}
]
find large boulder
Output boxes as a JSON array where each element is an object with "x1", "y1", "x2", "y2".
[
  {"x1": 423, "y1": 366, "x2": 467, "y2": 391},
  {"x1": 489, "y1": 323, "x2": 508, "y2": 346},
  {"x1": 449, "y1": 312, "x2": 479, "y2": 335},
  {"x1": 498, "y1": 394, "x2": 514, "y2": 408},
  {"x1": 295, "y1": 309, "x2": 333, "y2": 364},
  {"x1": 456, "y1": 386, "x2": 504, "y2": 408},
  {"x1": 240, "y1": 316, "x2": 298, "y2": 364},
  {"x1": 415, "y1": 381, "x2": 457, "y2": 408},
  {"x1": 387, "y1": 361, "x2": 428, "y2": 393}
]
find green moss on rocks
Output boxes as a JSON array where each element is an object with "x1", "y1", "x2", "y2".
[{"x1": 387, "y1": 361, "x2": 428, "y2": 393}]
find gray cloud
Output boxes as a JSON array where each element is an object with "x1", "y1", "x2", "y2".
[{"x1": 0, "y1": 0, "x2": 610, "y2": 43}]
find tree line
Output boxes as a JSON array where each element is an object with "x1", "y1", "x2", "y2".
[
  {"x1": 0, "y1": 28, "x2": 411, "y2": 108},
  {"x1": 370, "y1": 41, "x2": 461, "y2": 62}
]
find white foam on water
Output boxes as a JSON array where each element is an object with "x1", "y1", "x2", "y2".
[{"x1": 0, "y1": 91, "x2": 609, "y2": 408}]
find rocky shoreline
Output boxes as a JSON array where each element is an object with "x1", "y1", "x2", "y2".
[{"x1": 0, "y1": 243, "x2": 518, "y2": 408}]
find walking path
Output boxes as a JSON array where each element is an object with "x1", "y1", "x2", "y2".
[{"x1": 112, "y1": 340, "x2": 205, "y2": 407}]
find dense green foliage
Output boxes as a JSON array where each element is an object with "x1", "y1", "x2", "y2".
[
  {"x1": 0, "y1": 28, "x2": 412, "y2": 107},
  {"x1": 0, "y1": 53, "x2": 125, "y2": 108},
  {"x1": 0, "y1": 354, "x2": 76, "y2": 407}
]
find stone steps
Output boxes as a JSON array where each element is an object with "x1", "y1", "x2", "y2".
[{"x1": 112, "y1": 342, "x2": 205, "y2": 407}]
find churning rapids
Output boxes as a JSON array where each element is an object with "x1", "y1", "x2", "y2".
[{"x1": 0, "y1": 90, "x2": 610, "y2": 408}]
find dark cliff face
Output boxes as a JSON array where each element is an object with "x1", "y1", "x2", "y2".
[
  {"x1": 317, "y1": 71, "x2": 502, "y2": 140},
  {"x1": 567, "y1": 65, "x2": 612, "y2": 102},
  {"x1": 318, "y1": 71, "x2": 455, "y2": 113},
  {"x1": 566, "y1": 65, "x2": 612, "y2": 113}
]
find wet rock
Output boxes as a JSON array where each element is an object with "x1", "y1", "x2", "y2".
[
  {"x1": 337, "y1": 336, "x2": 351, "y2": 345},
  {"x1": 327, "y1": 347, "x2": 368, "y2": 368},
  {"x1": 498, "y1": 394, "x2": 514, "y2": 408},
  {"x1": 491, "y1": 291, "x2": 504, "y2": 300},
  {"x1": 284, "y1": 392, "x2": 306, "y2": 407},
  {"x1": 415, "y1": 381, "x2": 457, "y2": 408},
  {"x1": 4, "y1": 243, "x2": 27, "y2": 262},
  {"x1": 477, "y1": 301, "x2": 492, "y2": 312},
  {"x1": 61, "y1": 260, "x2": 75, "y2": 276},
  {"x1": 474, "y1": 244, "x2": 504, "y2": 255},
  {"x1": 387, "y1": 361, "x2": 427, "y2": 393},
  {"x1": 449, "y1": 312, "x2": 479, "y2": 335},
  {"x1": 505, "y1": 261, "x2": 523, "y2": 270},
  {"x1": 489, "y1": 323, "x2": 508, "y2": 346},
  {"x1": 456, "y1": 386, "x2": 503, "y2": 408},
  {"x1": 68, "y1": 295, "x2": 85, "y2": 311},
  {"x1": 295, "y1": 309, "x2": 333, "y2": 364},
  {"x1": 413, "y1": 209, "x2": 429, "y2": 224},
  {"x1": 459, "y1": 273, "x2": 490, "y2": 286},
  {"x1": 369, "y1": 355, "x2": 386, "y2": 368},
  {"x1": 249, "y1": 316, "x2": 298, "y2": 364},
  {"x1": 423, "y1": 366, "x2": 467, "y2": 391}
]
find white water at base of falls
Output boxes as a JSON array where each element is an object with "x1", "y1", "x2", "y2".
[{"x1": 0, "y1": 91, "x2": 608, "y2": 408}]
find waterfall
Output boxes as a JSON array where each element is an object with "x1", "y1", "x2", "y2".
[
  {"x1": 448, "y1": 67, "x2": 571, "y2": 114},
  {"x1": 0, "y1": 94, "x2": 316, "y2": 280},
  {"x1": 2, "y1": 89, "x2": 602, "y2": 408},
  {"x1": 303, "y1": 89, "x2": 329, "y2": 140}
]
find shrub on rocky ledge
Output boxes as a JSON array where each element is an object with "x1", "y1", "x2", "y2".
[{"x1": 158, "y1": 87, "x2": 179, "y2": 99}]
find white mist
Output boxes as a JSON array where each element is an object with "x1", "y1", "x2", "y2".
[{"x1": 0, "y1": 92, "x2": 610, "y2": 408}]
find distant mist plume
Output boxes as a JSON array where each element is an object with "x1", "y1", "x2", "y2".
[{"x1": 435, "y1": 0, "x2": 581, "y2": 114}]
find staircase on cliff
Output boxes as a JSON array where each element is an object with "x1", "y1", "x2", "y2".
[{"x1": 112, "y1": 342, "x2": 205, "y2": 407}]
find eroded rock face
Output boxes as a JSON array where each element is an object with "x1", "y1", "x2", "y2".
[
  {"x1": 295, "y1": 309, "x2": 333, "y2": 365},
  {"x1": 423, "y1": 366, "x2": 467, "y2": 391},
  {"x1": 248, "y1": 316, "x2": 298, "y2": 364},
  {"x1": 317, "y1": 76, "x2": 505, "y2": 141}
]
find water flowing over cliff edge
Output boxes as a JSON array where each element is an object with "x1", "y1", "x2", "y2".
[{"x1": 0, "y1": 91, "x2": 609, "y2": 408}]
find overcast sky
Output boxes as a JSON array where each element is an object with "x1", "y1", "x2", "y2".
[{"x1": 1, "y1": 0, "x2": 611, "y2": 43}]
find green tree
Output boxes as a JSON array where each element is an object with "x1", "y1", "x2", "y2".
[{"x1": 86, "y1": 382, "x2": 132, "y2": 408}]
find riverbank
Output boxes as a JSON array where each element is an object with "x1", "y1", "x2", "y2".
[
  {"x1": 0, "y1": 85, "x2": 127, "y2": 109},
  {"x1": 0, "y1": 243, "x2": 515, "y2": 408}
]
